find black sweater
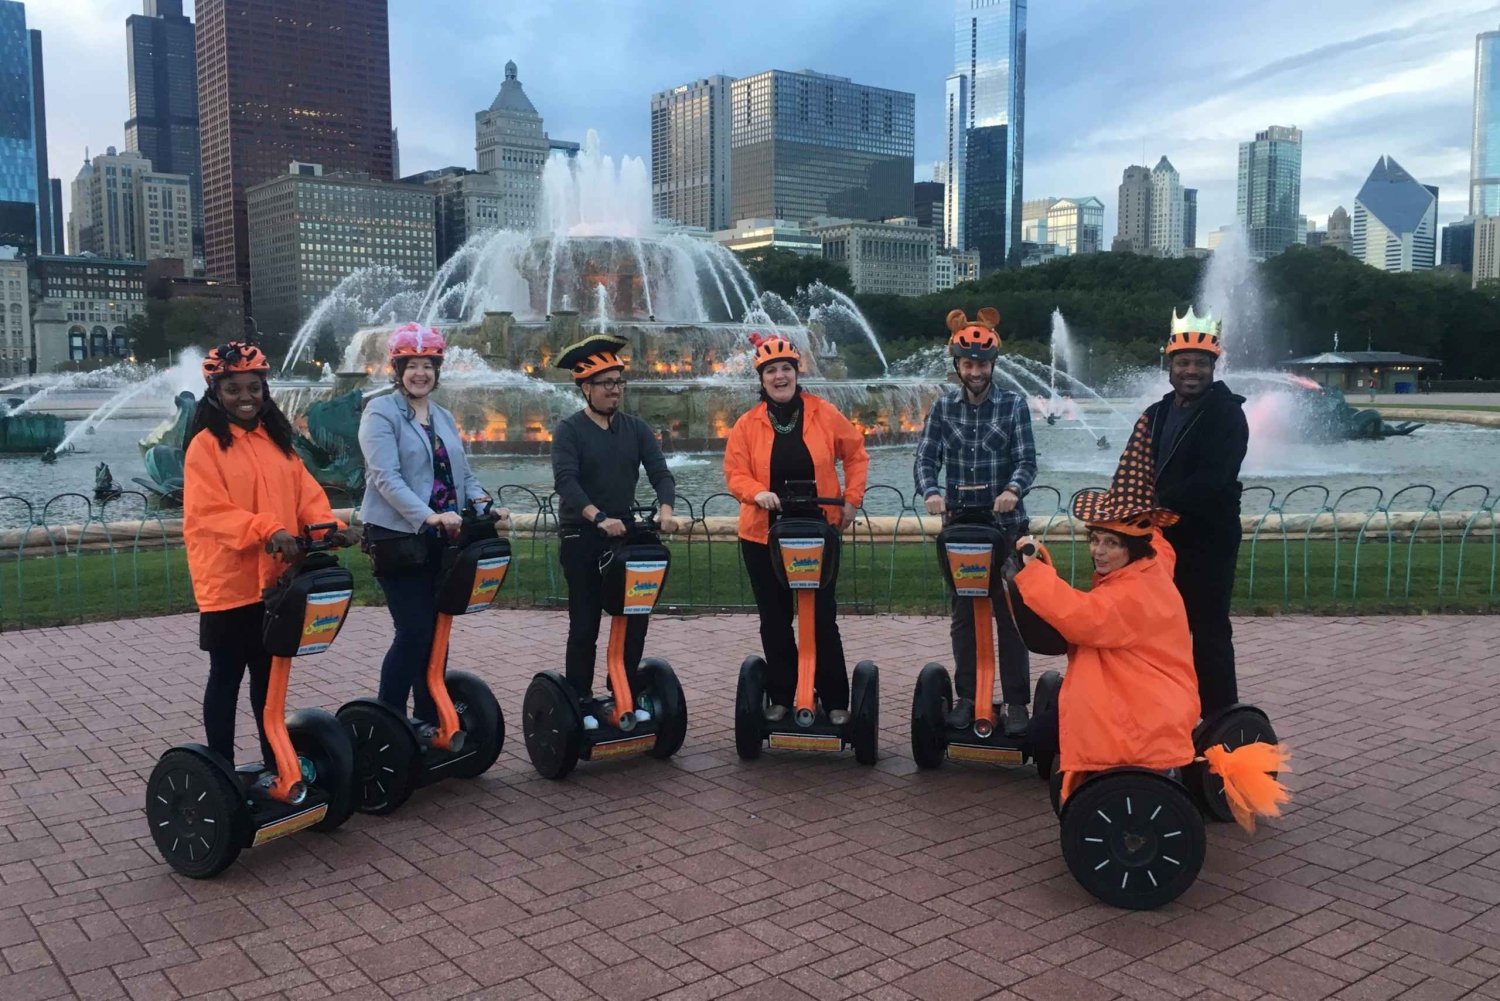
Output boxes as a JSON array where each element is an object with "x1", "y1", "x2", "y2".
[
  {"x1": 1144, "y1": 381, "x2": 1247, "y2": 543},
  {"x1": 551, "y1": 410, "x2": 676, "y2": 530}
]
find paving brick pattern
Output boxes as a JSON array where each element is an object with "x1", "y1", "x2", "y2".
[{"x1": 1, "y1": 610, "x2": 1498, "y2": 1000}]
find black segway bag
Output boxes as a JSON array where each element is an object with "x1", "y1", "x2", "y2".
[
  {"x1": 601, "y1": 539, "x2": 672, "y2": 616},
  {"x1": 934, "y1": 520, "x2": 1007, "y2": 599},
  {"x1": 261, "y1": 553, "x2": 355, "y2": 657},
  {"x1": 767, "y1": 517, "x2": 840, "y2": 591},
  {"x1": 436, "y1": 536, "x2": 512, "y2": 616},
  {"x1": 999, "y1": 546, "x2": 1069, "y2": 656}
]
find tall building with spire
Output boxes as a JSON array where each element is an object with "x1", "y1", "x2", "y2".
[
  {"x1": 1352, "y1": 155, "x2": 1437, "y2": 273},
  {"x1": 944, "y1": 0, "x2": 1026, "y2": 272},
  {"x1": 125, "y1": 0, "x2": 201, "y2": 260},
  {"x1": 1149, "y1": 155, "x2": 1184, "y2": 258},
  {"x1": 475, "y1": 61, "x2": 550, "y2": 231},
  {"x1": 195, "y1": 0, "x2": 392, "y2": 290}
]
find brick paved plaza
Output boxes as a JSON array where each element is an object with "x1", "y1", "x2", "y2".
[{"x1": 2, "y1": 610, "x2": 1499, "y2": 1001}]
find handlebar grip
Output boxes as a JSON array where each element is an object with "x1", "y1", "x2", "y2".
[{"x1": 1019, "y1": 542, "x2": 1037, "y2": 558}]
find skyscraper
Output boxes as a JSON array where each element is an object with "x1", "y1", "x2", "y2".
[
  {"x1": 729, "y1": 70, "x2": 914, "y2": 225},
  {"x1": 196, "y1": 0, "x2": 393, "y2": 291},
  {"x1": 0, "y1": 0, "x2": 37, "y2": 257},
  {"x1": 651, "y1": 75, "x2": 732, "y2": 230},
  {"x1": 1114, "y1": 165, "x2": 1151, "y2": 253},
  {"x1": 29, "y1": 28, "x2": 58, "y2": 254},
  {"x1": 475, "y1": 61, "x2": 549, "y2": 230},
  {"x1": 1352, "y1": 155, "x2": 1437, "y2": 273},
  {"x1": 1045, "y1": 196, "x2": 1103, "y2": 256},
  {"x1": 1473, "y1": 26, "x2": 1500, "y2": 216},
  {"x1": 1236, "y1": 124, "x2": 1303, "y2": 261},
  {"x1": 944, "y1": 0, "x2": 1026, "y2": 272},
  {"x1": 1182, "y1": 188, "x2": 1197, "y2": 249},
  {"x1": 125, "y1": 0, "x2": 201, "y2": 258},
  {"x1": 68, "y1": 146, "x2": 193, "y2": 271},
  {"x1": 913, "y1": 180, "x2": 944, "y2": 231},
  {"x1": 1149, "y1": 156, "x2": 1184, "y2": 258}
]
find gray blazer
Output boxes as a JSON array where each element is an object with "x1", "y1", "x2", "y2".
[{"x1": 358, "y1": 390, "x2": 486, "y2": 533}]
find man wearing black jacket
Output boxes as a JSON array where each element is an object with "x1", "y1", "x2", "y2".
[{"x1": 1143, "y1": 308, "x2": 1247, "y2": 715}]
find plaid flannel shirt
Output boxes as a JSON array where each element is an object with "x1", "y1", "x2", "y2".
[{"x1": 913, "y1": 385, "x2": 1038, "y2": 535}]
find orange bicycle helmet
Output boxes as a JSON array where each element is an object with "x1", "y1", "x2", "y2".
[
  {"x1": 202, "y1": 341, "x2": 270, "y2": 384},
  {"x1": 946, "y1": 307, "x2": 1001, "y2": 361},
  {"x1": 1165, "y1": 306, "x2": 1223, "y2": 358},
  {"x1": 556, "y1": 333, "x2": 629, "y2": 383},
  {"x1": 748, "y1": 331, "x2": 801, "y2": 373},
  {"x1": 388, "y1": 322, "x2": 446, "y2": 360}
]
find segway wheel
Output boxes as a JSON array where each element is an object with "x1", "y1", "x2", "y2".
[
  {"x1": 640, "y1": 658, "x2": 687, "y2": 759},
  {"x1": 337, "y1": 700, "x2": 419, "y2": 815},
  {"x1": 1060, "y1": 771, "x2": 1205, "y2": 910},
  {"x1": 910, "y1": 662, "x2": 951, "y2": 769},
  {"x1": 734, "y1": 656, "x2": 768, "y2": 761},
  {"x1": 850, "y1": 660, "x2": 880, "y2": 765},
  {"x1": 445, "y1": 671, "x2": 505, "y2": 780},
  {"x1": 1030, "y1": 669, "x2": 1062, "y2": 781},
  {"x1": 145, "y1": 748, "x2": 247, "y2": 879},
  {"x1": 1048, "y1": 758, "x2": 1063, "y2": 817},
  {"x1": 287, "y1": 709, "x2": 357, "y2": 831},
  {"x1": 522, "y1": 672, "x2": 583, "y2": 780},
  {"x1": 1192, "y1": 707, "x2": 1279, "y2": 823}
]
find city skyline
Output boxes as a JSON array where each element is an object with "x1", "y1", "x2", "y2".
[{"x1": 21, "y1": 0, "x2": 1491, "y2": 256}]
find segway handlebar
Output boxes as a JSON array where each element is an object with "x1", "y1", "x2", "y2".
[
  {"x1": 777, "y1": 479, "x2": 844, "y2": 511},
  {"x1": 266, "y1": 522, "x2": 349, "y2": 555}
]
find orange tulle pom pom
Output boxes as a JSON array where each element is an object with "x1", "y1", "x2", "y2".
[{"x1": 1203, "y1": 742, "x2": 1291, "y2": 833}]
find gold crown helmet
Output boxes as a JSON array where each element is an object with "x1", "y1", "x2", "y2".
[{"x1": 1166, "y1": 306, "x2": 1223, "y2": 358}]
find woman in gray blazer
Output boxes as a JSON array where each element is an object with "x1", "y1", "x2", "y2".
[{"x1": 358, "y1": 323, "x2": 507, "y2": 726}]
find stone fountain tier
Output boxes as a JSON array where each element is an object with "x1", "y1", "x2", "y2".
[{"x1": 310, "y1": 311, "x2": 943, "y2": 455}]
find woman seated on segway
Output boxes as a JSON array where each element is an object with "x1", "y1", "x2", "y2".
[
  {"x1": 723, "y1": 332, "x2": 869, "y2": 725},
  {"x1": 357, "y1": 323, "x2": 507, "y2": 732},
  {"x1": 1009, "y1": 431, "x2": 1288, "y2": 831},
  {"x1": 183, "y1": 341, "x2": 357, "y2": 767}
]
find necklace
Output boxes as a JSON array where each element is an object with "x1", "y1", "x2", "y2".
[{"x1": 768, "y1": 407, "x2": 800, "y2": 435}]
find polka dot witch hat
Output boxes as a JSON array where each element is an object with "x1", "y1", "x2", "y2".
[{"x1": 1070, "y1": 414, "x2": 1180, "y2": 536}]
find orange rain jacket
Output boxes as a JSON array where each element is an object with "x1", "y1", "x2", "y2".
[
  {"x1": 1014, "y1": 533, "x2": 1200, "y2": 775},
  {"x1": 183, "y1": 424, "x2": 342, "y2": 612},
  {"x1": 723, "y1": 393, "x2": 870, "y2": 544}
]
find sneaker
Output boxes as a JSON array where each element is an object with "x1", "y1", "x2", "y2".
[
  {"x1": 582, "y1": 715, "x2": 600, "y2": 731},
  {"x1": 764, "y1": 704, "x2": 789, "y2": 722},
  {"x1": 1003, "y1": 703, "x2": 1029, "y2": 737},
  {"x1": 946, "y1": 697, "x2": 975, "y2": 729},
  {"x1": 829, "y1": 709, "x2": 851, "y2": 726}
]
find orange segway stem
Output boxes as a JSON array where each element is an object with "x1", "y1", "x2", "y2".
[
  {"x1": 427, "y1": 613, "x2": 462, "y2": 751},
  {"x1": 605, "y1": 615, "x2": 637, "y2": 726},
  {"x1": 972, "y1": 595, "x2": 996, "y2": 730},
  {"x1": 793, "y1": 589, "x2": 818, "y2": 714},
  {"x1": 263, "y1": 655, "x2": 306, "y2": 803}
]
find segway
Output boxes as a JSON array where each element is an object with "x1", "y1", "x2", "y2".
[
  {"x1": 145, "y1": 524, "x2": 357, "y2": 879},
  {"x1": 336, "y1": 501, "x2": 509, "y2": 814},
  {"x1": 910, "y1": 486, "x2": 1059, "y2": 775},
  {"x1": 735, "y1": 481, "x2": 879, "y2": 764},
  {"x1": 521, "y1": 506, "x2": 688, "y2": 779}
]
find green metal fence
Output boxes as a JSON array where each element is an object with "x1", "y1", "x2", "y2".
[{"x1": 0, "y1": 481, "x2": 1495, "y2": 631}]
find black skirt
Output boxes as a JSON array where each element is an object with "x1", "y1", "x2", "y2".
[{"x1": 199, "y1": 602, "x2": 267, "y2": 652}]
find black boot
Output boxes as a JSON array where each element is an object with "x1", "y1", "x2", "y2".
[
  {"x1": 946, "y1": 697, "x2": 975, "y2": 729},
  {"x1": 1003, "y1": 703, "x2": 1029, "y2": 737}
]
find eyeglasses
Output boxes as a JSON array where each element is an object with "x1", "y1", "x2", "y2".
[{"x1": 590, "y1": 378, "x2": 627, "y2": 391}]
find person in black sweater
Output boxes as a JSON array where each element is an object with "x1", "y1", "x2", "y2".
[
  {"x1": 550, "y1": 333, "x2": 677, "y2": 728},
  {"x1": 1140, "y1": 308, "x2": 1248, "y2": 715}
]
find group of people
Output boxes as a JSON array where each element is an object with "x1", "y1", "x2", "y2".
[{"x1": 179, "y1": 301, "x2": 1264, "y2": 819}]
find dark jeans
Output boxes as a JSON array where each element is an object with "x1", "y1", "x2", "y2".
[
  {"x1": 950, "y1": 589, "x2": 1031, "y2": 706},
  {"x1": 203, "y1": 648, "x2": 275, "y2": 767},
  {"x1": 1165, "y1": 522, "x2": 1240, "y2": 715},
  {"x1": 560, "y1": 528, "x2": 649, "y2": 700},
  {"x1": 377, "y1": 568, "x2": 441, "y2": 723},
  {"x1": 741, "y1": 538, "x2": 849, "y2": 712}
]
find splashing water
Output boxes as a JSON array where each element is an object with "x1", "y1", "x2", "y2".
[{"x1": 52, "y1": 349, "x2": 207, "y2": 453}]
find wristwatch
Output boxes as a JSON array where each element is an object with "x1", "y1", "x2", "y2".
[{"x1": 593, "y1": 510, "x2": 608, "y2": 526}]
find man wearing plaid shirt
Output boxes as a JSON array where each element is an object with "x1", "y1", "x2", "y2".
[{"x1": 913, "y1": 309, "x2": 1038, "y2": 736}]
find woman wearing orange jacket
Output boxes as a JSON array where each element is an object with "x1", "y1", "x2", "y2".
[
  {"x1": 1010, "y1": 425, "x2": 1287, "y2": 830},
  {"x1": 182, "y1": 342, "x2": 355, "y2": 767},
  {"x1": 723, "y1": 333, "x2": 869, "y2": 722}
]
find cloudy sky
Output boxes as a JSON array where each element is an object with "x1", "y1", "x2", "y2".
[{"x1": 26, "y1": 0, "x2": 1495, "y2": 247}]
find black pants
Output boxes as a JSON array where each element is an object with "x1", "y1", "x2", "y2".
[
  {"x1": 376, "y1": 565, "x2": 442, "y2": 723},
  {"x1": 741, "y1": 539, "x2": 849, "y2": 712},
  {"x1": 950, "y1": 589, "x2": 1031, "y2": 706},
  {"x1": 560, "y1": 529, "x2": 649, "y2": 700},
  {"x1": 1165, "y1": 522, "x2": 1240, "y2": 715},
  {"x1": 200, "y1": 603, "x2": 274, "y2": 767}
]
